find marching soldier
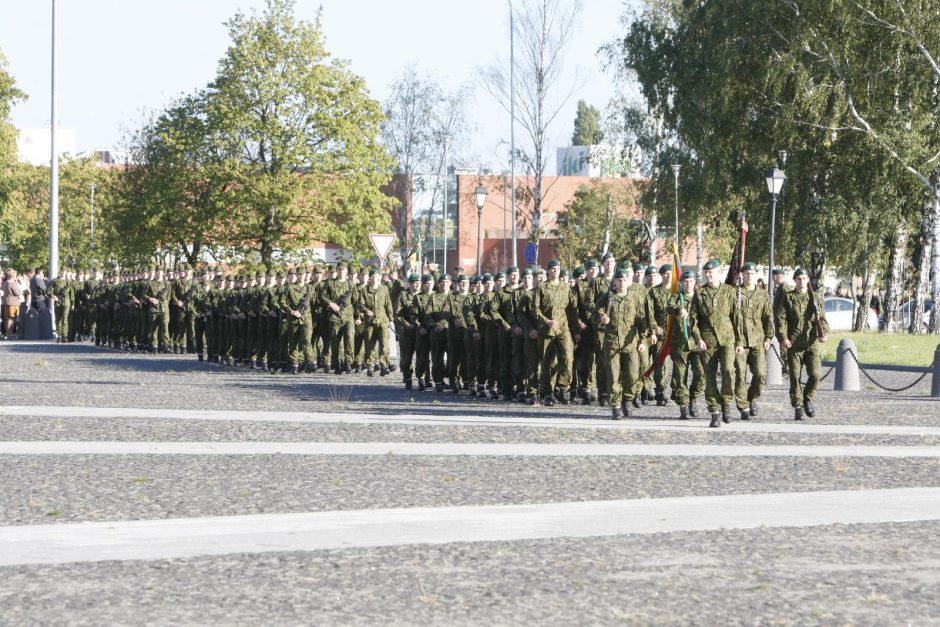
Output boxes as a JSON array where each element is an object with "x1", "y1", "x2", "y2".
[
  {"x1": 595, "y1": 266, "x2": 654, "y2": 419},
  {"x1": 734, "y1": 262, "x2": 774, "y2": 420},
  {"x1": 647, "y1": 264, "x2": 673, "y2": 406},
  {"x1": 448, "y1": 275, "x2": 472, "y2": 392},
  {"x1": 776, "y1": 267, "x2": 829, "y2": 420},
  {"x1": 318, "y1": 262, "x2": 355, "y2": 374},
  {"x1": 591, "y1": 253, "x2": 616, "y2": 405},
  {"x1": 689, "y1": 259, "x2": 740, "y2": 428},
  {"x1": 412, "y1": 274, "x2": 435, "y2": 391},
  {"x1": 533, "y1": 260, "x2": 577, "y2": 406},
  {"x1": 359, "y1": 268, "x2": 393, "y2": 376},
  {"x1": 668, "y1": 270, "x2": 705, "y2": 419},
  {"x1": 395, "y1": 274, "x2": 421, "y2": 389}
]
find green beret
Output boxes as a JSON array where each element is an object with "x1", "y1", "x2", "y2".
[
  {"x1": 632, "y1": 262, "x2": 643, "y2": 272},
  {"x1": 793, "y1": 267, "x2": 807, "y2": 278},
  {"x1": 482, "y1": 273, "x2": 494, "y2": 282},
  {"x1": 494, "y1": 272, "x2": 505, "y2": 280},
  {"x1": 421, "y1": 273, "x2": 433, "y2": 283},
  {"x1": 601, "y1": 252, "x2": 615, "y2": 262},
  {"x1": 535, "y1": 268, "x2": 546, "y2": 276},
  {"x1": 680, "y1": 270, "x2": 695, "y2": 280},
  {"x1": 470, "y1": 275, "x2": 481, "y2": 285},
  {"x1": 584, "y1": 259, "x2": 598, "y2": 269},
  {"x1": 614, "y1": 268, "x2": 627, "y2": 279},
  {"x1": 254, "y1": 270, "x2": 264, "y2": 279},
  {"x1": 703, "y1": 259, "x2": 720, "y2": 271},
  {"x1": 547, "y1": 259, "x2": 561, "y2": 269},
  {"x1": 368, "y1": 268, "x2": 379, "y2": 276},
  {"x1": 312, "y1": 265, "x2": 323, "y2": 273},
  {"x1": 275, "y1": 270, "x2": 285, "y2": 279},
  {"x1": 521, "y1": 268, "x2": 533, "y2": 276},
  {"x1": 456, "y1": 274, "x2": 468, "y2": 282},
  {"x1": 559, "y1": 269, "x2": 569, "y2": 278},
  {"x1": 742, "y1": 262, "x2": 757, "y2": 272},
  {"x1": 287, "y1": 268, "x2": 296, "y2": 276},
  {"x1": 506, "y1": 266, "x2": 518, "y2": 274},
  {"x1": 659, "y1": 264, "x2": 672, "y2": 274},
  {"x1": 440, "y1": 273, "x2": 452, "y2": 282},
  {"x1": 645, "y1": 265, "x2": 657, "y2": 276},
  {"x1": 407, "y1": 273, "x2": 419, "y2": 283},
  {"x1": 573, "y1": 266, "x2": 585, "y2": 278},
  {"x1": 335, "y1": 262, "x2": 347, "y2": 270},
  {"x1": 771, "y1": 268, "x2": 785, "y2": 276},
  {"x1": 264, "y1": 269, "x2": 275, "y2": 278},
  {"x1": 225, "y1": 274, "x2": 234, "y2": 281}
]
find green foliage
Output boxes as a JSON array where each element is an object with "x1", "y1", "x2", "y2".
[
  {"x1": 0, "y1": 49, "x2": 27, "y2": 234},
  {"x1": 555, "y1": 180, "x2": 643, "y2": 267},
  {"x1": 571, "y1": 100, "x2": 603, "y2": 146},
  {"x1": 205, "y1": 0, "x2": 396, "y2": 266}
]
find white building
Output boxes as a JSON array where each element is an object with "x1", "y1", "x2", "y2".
[{"x1": 556, "y1": 145, "x2": 639, "y2": 178}]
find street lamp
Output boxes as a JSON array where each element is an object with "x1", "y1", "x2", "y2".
[
  {"x1": 671, "y1": 164, "x2": 680, "y2": 243},
  {"x1": 765, "y1": 164, "x2": 786, "y2": 294},
  {"x1": 507, "y1": 0, "x2": 517, "y2": 266},
  {"x1": 475, "y1": 184, "x2": 488, "y2": 274}
]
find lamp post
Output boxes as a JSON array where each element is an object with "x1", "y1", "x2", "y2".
[
  {"x1": 475, "y1": 184, "x2": 488, "y2": 274},
  {"x1": 442, "y1": 135, "x2": 450, "y2": 273},
  {"x1": 507, "y1": 0, "x2": 517, "y2": 266},
  {"x1": 89, "y1": 184, "x2": 96, "y2": 255},
  {"x1": 765, "y1": 164, "x2": 786, "y2": 294},
  {"x1": 671, "y1": 164, "x2": 680, "y2": 243},
  {"x1": 49, "y1": 0, "x2": 59, "y2": 279}
]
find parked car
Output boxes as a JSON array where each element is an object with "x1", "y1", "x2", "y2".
[
  {"x1": 898, "y1": 298, "x2": 935, "y2": 332},
  {"x1": 823, "y1": 297, "x2": 878, "y2": 331}
]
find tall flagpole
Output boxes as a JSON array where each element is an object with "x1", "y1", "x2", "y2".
[{"x1": 49, "y1": 0, "x2": 60, "y2": 279}]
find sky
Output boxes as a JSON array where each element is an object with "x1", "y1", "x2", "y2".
[{"x1": 1, "y1": 0, "x2": 637, "y2": 170}]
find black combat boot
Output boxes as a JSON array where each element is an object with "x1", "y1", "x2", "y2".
[
  {"x1": 709, "y1": 412, "x2": 721, "y2": 428},
  {"x1": 555, "y1": 390, "x2": 569, "y2": 405},
  {"x1": 380, "y1": 366, "x2": 390, "y2": 377},
  {"x1": 689, "y1": 402, "x2": 698, "y2": 418},
  {"x1": 621, "y1": 401, "x2": 630, "y2": 418},
  {"x1": 740, "y1": 409, "x2": 751, "y2": 421},
  {"x1": 721, "y1": 405, "x2": 730, "y2": 423},
  {"x1": 749, "y1": 401, "x2": 758, "y2": 417},
  {"x1": 611, "y1": 407, "x2": 623, "y2": 420},
  {"x1": 417, "y1": 379, "x2": 426, "y2": 392},
  {"x1": 198, "y1": 353, "x2": 204, "y2": 362},
  {"x1": 656, "y1": 392, "x2": 667, "y2": 407},
  {"x1": 542, "y1": 395, "x2": 555, "y2": 406},
  {"x1": 388, "y1": 364, "x2": 397, "y2": 372},
  {"x1": 631, "y1": 396, "x2": 641, "y2": 409},
  {"x1": 259, "y1": 361, "x2": 267, "y2": 371},
  {"x1": 405, "y1": 379, "x2": 413, "y2": 391},
  {"x1": 366, "y1": 365, "x2": 374, "y2": 377},
  {"x1": 451, "y1": 381, "x2": 460, "y2": 394},
  {"x1": 435, "y1": 382, "x2": 444, "y2": 392},
  {"x1": 250, "y1": 359, "x2": 257, "y2": 369},
  {"x1": 290, "y1": 364, "x2": 299, "y2": 375},
  {"x1": 488, "y1": 389, "x2": 499, "y2": 400},
  {"x1": 794, "y1": 406, "x2": 804, "y2": 421},
  {"x1": 803, "y1": 399, "x2": 815, "y2": 418},
  {"x1": 679, "y1": 405, "x2": 689, "y2": 420}
]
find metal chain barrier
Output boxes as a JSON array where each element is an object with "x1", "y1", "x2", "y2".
[
  {"x1": 819, "y1": 364, "x2": 835, "y2": 382},
  {"x1": 771, "y1": 342, "x2": 787, "y2": 369},
  {"x1": 847, "y1": 350, "x2": 933, "y2": 393}
]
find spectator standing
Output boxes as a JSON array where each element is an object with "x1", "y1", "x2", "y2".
[{"x1": 2, "y1": 269, "x2": 24, "y2": 339}]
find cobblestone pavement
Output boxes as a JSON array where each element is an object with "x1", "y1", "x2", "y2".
[{"x1": 1, "y1": 340, "x2": 938, "y2": 624}]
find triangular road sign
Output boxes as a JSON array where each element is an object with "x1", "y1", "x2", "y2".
[{"x1": 369, "y1": 233, "x2": 397, "y2": 264}]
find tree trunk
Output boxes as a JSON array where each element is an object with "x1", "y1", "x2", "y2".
[
  {"x1": 910, "y1": 202, "x2": 932, "y2": 334},
  {"x1": 882, "y1": 221, "x2": 908, "y2": 334},
  {"x1": 929, "y1": 179, "x2": 940, "y2": 333},
  {"x1": 260, "y1": 239, "x2": 273, "y2": 270},
  {"x1": 601, "y1": 195, "x2": 613, "y2": 255},
  {"x1": 853, "y1": 265, "x2": 874, "y2": 332}
]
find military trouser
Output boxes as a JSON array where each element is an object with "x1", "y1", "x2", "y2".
[
  {"x1": 415, "y1": 329, "x2": 431, "y2": 380},
  {"x1": 182, "y1": 311, "x2": 195, "y2": 351},
  {"x1": 498, "y1": 328, "x2": 514, "y2": 392},
  {"x1": 787, "y1": 344, "x2": 822, "y2": 407},
  {"x1": 735, "y1": 345, "x2": 766, "y2": 410},
  {"x1": 448, "y1": 328, "x2": 466, "y2": 384},
  {"x1": 304, "y1": 320, "x2": 320, "y2": 366},
  {"x1": 399, "y1": 327, "x2": 417, "y2": 380},
  {"x1": 576, "y1": 328, "x2": 596, "y2": 393},
  {"x1": 608, "y1": 342, "x2": 642, "y2": 406},
  {"x1": 670, "y1": 345, "x2": 704, "y2": 406},
  {"x1": 539, "y1": 332, "x2": 573, "y2": 397},
  {"x1": 316, "y1": 315, "x2": 330, "y2": 366},
  {"x1": 429, "y1": 327, "x2": 449, "y2": 384},
  {"x1": 328, "y1": 320, "x2": 355, "y2": 369},
  {"x1": 652, "y1": 341, "x2": 667, "y2": 396},
  {"x1": 195, "y1": 316, "x2": 208, "y2": 356},
  {"x1": 524, "y1": 334, "x2": 543, "y2": 397},
  {"x1": 364, "y1": 322, "x2": 388, "y2": 367},
  {"x1": 633, "y1": 339, "x2": 655, "y2": 398},
  {"x1": 702, "y1": 342, "x2": 736, "y2": 412},
  {"x1": 354, "y1": 322, "x2": 367, "y2": 364},
  {"x1": 55, "y1": 303, "x2": 71, "y2": 339},
  {"x1": 594, "y1": 329, "x2": 609, "y2": 398},
  {"x1": 286, "y1": 318, "x2": 306, "y2": 365},
  {"x1": 465, "y1": 331, "x2": 481, "y2": 386},
  {"x1": 482, "y1": 325, "x2": 500, "y2": 388},
  {"x1": 148, "y1": 308, "x2": 169, "y2": 349}
]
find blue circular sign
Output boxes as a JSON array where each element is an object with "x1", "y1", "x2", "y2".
[{"x1": 523, "y1": 242, "x2": 537, "y2": 265}]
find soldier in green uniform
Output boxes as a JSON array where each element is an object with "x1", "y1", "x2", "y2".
[
  {"x1": 668, "y1": 270, "x2": 705, "y2": 419},
  {"x1": 412, "y1": 274, "x2": 435, "y2": 390},
  {"x1": 448, "y1": 274, "x2": 472, "y2": 392},
  {"x1": 360, "y1": 268, "x2": 393, "y2": 376},
  {"x1": 591, "y1": 253, "x2": 616, "y2": 406},
  {"x1": 516, "y1": 268, "x2": 540, "y2": 404},
  {"x1": 496, "y1": 267, "x2": 521, "y2": 399},
  {"x1": 278, "y1": 268, "x2": 308, "y2": 374},
  {"x1": 463, "y1": 276, "x2": 484, "y2": 396},
  {"x1": 595, "y1": 267, "x2": 654, "y2": 419},
  {"x1": 771, "y1": 268, "x2": 791, "y2": 375},
  {"x1": 776, "y1": 267, "x2": 829, "y2": 420},
  {"x1": 689, "y1": 259, "x2": 741, "y2": 428},
  {"x1": 734, "y1": 262, "x2": 774, "y2": 420},
  {"x1": 192, "y1": 270, "x2": 213, "y2": 362},
  {"x1": 647, "y1": 264, "x2": 674, "y2": 406},
  {"x1": 395, "y1": 274, "x2": 421, "y2": 389},
  {"x1": 144, "y1": 267, "x2": 172, "y2": 353},
  {"x1": 477, "y1": 273, "x2": 505, "y2": 399},
  {"x1": 424, "y1": 274, "x2": 453, "y2": 391},
  {"x1": 48, "y1": 268, "x2": 74, "y2": 342},
  {"x1": 318, "y1": 262, "x2": 355, "y2": 374},
  {"x1": 533, "y1": 260, "x2": 577, "y2": 406}
]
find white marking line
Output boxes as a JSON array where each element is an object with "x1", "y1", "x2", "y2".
[
  {"x1": 1, "y1": 488, "x2": 938, "y2": 567},
  {"x1": 3, "y1": 406, "x2": 940, "y2": 437},
  {"x1": 2, "y1": 441, "x2": 940, "y2": 457}
]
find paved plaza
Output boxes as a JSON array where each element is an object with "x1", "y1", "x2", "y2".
[{"x1": 1, "y1": 341, "x2": 938, "y2": 624}]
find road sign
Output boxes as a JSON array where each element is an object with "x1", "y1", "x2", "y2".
[
  {"x1": 523, "y1": 242, "x2": 537, "y2": 265},
  {"x1": 369, "y1": 234, "x2": 396, "y2": 265}
]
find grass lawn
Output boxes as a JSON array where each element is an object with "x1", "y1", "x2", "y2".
[{"x1": 819, "y1": 332, "x2": 938, "y2": 367}]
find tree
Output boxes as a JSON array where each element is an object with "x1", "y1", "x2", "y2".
[
  {"x1": 206, "y1": 0, "x2": 396, "y2": 267},
  {"x1": 571, "y1": 100, "x2": 603, "y2": 145},
  {"x1": 481, "y1": 0, "x2": 584, "y2": 259},
  {"x1": 381, "y1": 67, "x2": 473, "y2": 269},
  {"x1": 0, "y1": 49, "x2": 26, "y2": 227},
  {"x1": 555, "y1": 180, "x2": 643, "y2": 268},
  {"x1": 118, "y1": 93, "x2": 232, "y2": 266}
]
